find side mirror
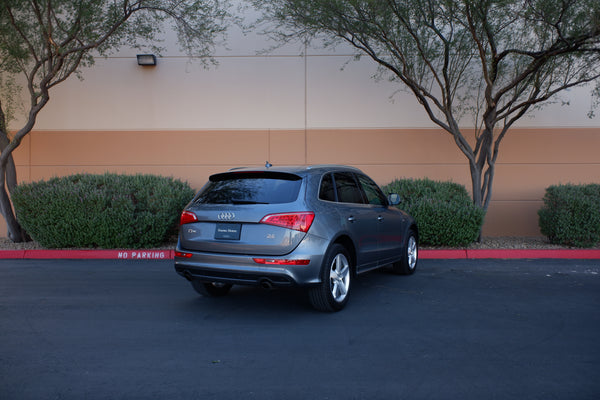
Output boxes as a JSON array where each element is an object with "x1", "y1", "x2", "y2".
[{"x1": 387, "y1": 193, "x2": 400, "y2": 206}]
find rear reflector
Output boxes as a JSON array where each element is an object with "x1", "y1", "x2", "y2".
[
  {"x1": 180, "y1": 211, "x2": 198, "y2": 225},
  {"x1": 260, "y1": 212, "x2": 315, "y2": 232},
  {"x1": 253, "y1": 258, "x2": 310, "y2": 266},
  {"x1": 175, "y1": 251, "x2": 193, "y2": 258}
]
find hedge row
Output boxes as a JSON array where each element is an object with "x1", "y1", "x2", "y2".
[
  {"x1": 16, "y1": 174, "x2": 594, "y2": 249},
  {"x1": 538, "y1": 183, "x2": 600, "y2": 248},
  {"x1": 12, "y1": 173, "x2": 194, "y2": 249},
  {"x1": 382, "y1": 178, "x2": 485, "y2": 247}
]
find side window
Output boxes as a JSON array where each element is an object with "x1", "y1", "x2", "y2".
[
  {"x1": 357, "y1": 174, "x2": 387, "y2": 206},
  {"x1": 319, "y1": 173, "x2": 336, "y2": 202},
  {"x1": 334, "y1": 172, "x2": 365, "y2": 204}
]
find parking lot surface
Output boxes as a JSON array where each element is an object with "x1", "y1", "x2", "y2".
[{"x1": 1, "y1": 259, "x2": 599, "y2": 399}]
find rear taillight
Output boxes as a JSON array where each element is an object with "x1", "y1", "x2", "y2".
[
  {"x1": 180, "y1": 211, "x2": 198, "y2": 225},
  {"x1": 175, "y1": 251, "x2": 193, "y2": 258},
  {"x1": 260, "y1": 212, "x2": 315, "y2": 233}
]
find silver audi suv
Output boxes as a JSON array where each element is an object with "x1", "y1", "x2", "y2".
[{"x1": 174, "y1": 164, "x2": 418, "y2": 311}]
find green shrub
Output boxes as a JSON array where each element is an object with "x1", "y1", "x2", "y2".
[
  {"x1": 382, "y1": 178, "x2": 485, "y2": 247},
  {"x1": 538, "y1": 183, "x2": 600, "y2": 248},
  {"x1": 12, "y1": 173, "x2": 195, "y2": 249}
]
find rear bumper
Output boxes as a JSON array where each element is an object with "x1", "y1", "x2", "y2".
[
  {"x1": 174, "y1": 234, "x2": 329, "y2": 287},
  {"x1": 175, "y1": 264, "x2": 301, "y2": 287}
]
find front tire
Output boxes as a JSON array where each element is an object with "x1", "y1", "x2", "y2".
[
  {"x1": 392, "y1": 229, "x2": 418, "y2": 275},
  {"x1": 191, "y1": 280, "x2": 233, "y2": 297},
  {"x1": 309, "y1": 244, "x2": 352, "y2": 312}
]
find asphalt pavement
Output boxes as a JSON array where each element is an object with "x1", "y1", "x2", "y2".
[{"x1": 1, "y1": 258, "x2": 599, "y2": 400}]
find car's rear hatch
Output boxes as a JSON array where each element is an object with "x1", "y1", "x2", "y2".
[{"x1": 179, "y1": 170, "x2": 311, "y2": 256}]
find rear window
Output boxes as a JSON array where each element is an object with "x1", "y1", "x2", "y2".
[{"x1": 193, "y1": 171, "x2": 302, "y2": 205}]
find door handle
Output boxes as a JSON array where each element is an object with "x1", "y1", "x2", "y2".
[
  {"x1": 347, "y1": 216, "x2": 356, "y2": 223},
  {"x1": 377, "y1": 216, "x2": 384, "y2": 222}
]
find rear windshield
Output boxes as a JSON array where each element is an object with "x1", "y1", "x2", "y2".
[{"x1": 193, "y1": 171, "x2": 302, "y2": 205}]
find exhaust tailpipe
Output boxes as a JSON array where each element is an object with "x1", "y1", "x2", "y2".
[
  {"x1": 183, "y1": 270, "x2": 193, "y2": 282},
  {"x1": 259, "y1": 278, "x2": 274, "y2": 290}
]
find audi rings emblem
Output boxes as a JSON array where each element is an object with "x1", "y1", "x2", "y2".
[{"x1": 218, "y1": 212, "x2": 236, "y2": 221}]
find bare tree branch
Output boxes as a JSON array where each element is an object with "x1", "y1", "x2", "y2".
[
  {"x1": 251, "y1": 0, "x2": 600, "y2": 216},
  {"x1": 0, "y1": 0, "x2": 232, "y2": 241}
]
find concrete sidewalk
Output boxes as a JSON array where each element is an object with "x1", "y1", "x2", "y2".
[{"x1": 1, "y1": 248, "x2": 599, "y2": 260}]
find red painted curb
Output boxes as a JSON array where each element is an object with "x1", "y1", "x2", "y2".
[
  {"x1": 421, "y1": 249, "x2": 600, "y2": 259},
  {"x1": 0, "y1": 248, "x2": 598, "y2": 260},
  {"x1": 0, "y1": 250, "x2": 26, "y2": 259},
  {"x1": 466, "y1": 249, "x2": 600, "y2": 259},
  {"x1": 0, "y1": 249, "x2": 174, "y2": 260}
]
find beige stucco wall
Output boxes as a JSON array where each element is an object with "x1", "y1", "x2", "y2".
[
  {"x1": 7, "y1": 126, "x2": 599, "y2": 238},
  {"x1": 5, "y1": 11, "x2": 599, "y2": 240}
]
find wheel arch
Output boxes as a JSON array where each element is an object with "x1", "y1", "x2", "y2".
[
  {"x1": 330, "y1": 234, "x2": 357, "y2": 277},
  {"x1": 409, "y1": 222, "x2": 419, "y2": 241}
]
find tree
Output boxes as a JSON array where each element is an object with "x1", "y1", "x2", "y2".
[
  {"x1": 0, "y1": 0, "x2": 232, "y2": 241},
  {"x1": 252, "y1": 0, "x2": 600, "y2": 212}
]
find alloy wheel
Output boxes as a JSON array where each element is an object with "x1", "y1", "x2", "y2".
[{"x1": 329, "y1": 253, "x2": 350, "y2": 302}]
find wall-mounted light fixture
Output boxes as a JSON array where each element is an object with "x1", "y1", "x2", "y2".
[{"x1": 136, "y1": 54, "x2": 157, "y2": 66}]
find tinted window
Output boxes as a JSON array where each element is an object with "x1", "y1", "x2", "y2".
[
  {"x1": 194, "y1": 172, "x2": 302, "y2": 204},
  {"x1": 357, "y1": 174, "x2": 387, "y2": 206},
  {"x1": 334, "y1": 172, "x2": 365, "y2": 204},
  {"x1": 319, "y1": 173, "x2": 336, "y2": 202}
]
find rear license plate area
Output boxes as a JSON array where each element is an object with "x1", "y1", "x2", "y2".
[{"x1": 214, "y1": 223, "x2": 242, "y2": 240}]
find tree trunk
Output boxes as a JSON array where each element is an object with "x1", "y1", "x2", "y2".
[
  {"x1": 0, "y1": 104, "x2": 30, "y2": 242},
  {"x1": 0, "y1": 169, "x2": 28, "y2": 242},
  {"x1": 469, "y1": 161, "x2": 483, "y2": 209},
  {"x1": 0, "y1": 147, "x2": 28, "y2": 242}
]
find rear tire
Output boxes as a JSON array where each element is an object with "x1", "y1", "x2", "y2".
[
  {"x1": 309, "y1": 244, "x2": 352, "y2": 312},
  {"x1": 391, "y1": 229, "x2": 418, "y2": 275},
  {"x1": 191, "y1": 280, "x2": 233, "y2": 297}
]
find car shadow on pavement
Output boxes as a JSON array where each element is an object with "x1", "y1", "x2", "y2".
[{"x1": 174, "y1": 267, "x2": 409, "y2": 317}]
